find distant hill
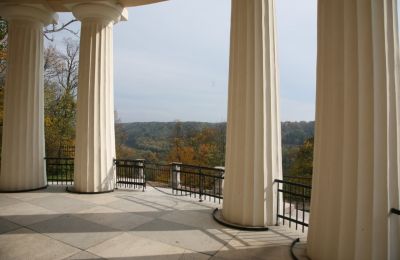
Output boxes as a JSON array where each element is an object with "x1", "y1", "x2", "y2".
[
  {"x1": 120, "y1": 121, "x2": 314, "y2": 160},
  {"x1": 281, "y1": 121, "x2": 315, "y2": 146}
]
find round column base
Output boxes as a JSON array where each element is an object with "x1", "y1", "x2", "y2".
[
  {"x1": 0, "y1": 185, "x2": 48, "y2": 193},
  {"x1": 66, "y1": 186, "x2": 114, "y2": 194},
  {"x1": 212, "y1": 208, "x2": 269, "y2": 231}
]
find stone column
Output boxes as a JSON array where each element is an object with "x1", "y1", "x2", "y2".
[
  {"x1": 72, "y1": 3, "x2": 127, "y2": 193},
  {"x1": 308, "y1": 1, "x2": 400, "y2": 259},
  {"x1": 0, "y1": 5, "x2": 57, "y2": 191},
  {"x1": 222, "y1": 0, "x2": 282, "y2": 227}
]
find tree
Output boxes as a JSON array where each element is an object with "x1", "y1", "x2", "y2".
[
  {"x1": 166, "y1": 122, "x2": 226, "y2": 166},
  {"x1": 44, "y1": 39, "x2": 79, "y2": 156},
  {"x1": 45, "y1": 39, "x2": 79, "y2": 96},
  {"x1": 288, "y1": 137, "x2": 314, "y2": 176},
  {"x1": 115, "y1": 111, "x2": 137, "y2": 159},
  {"x1": 44, "y1": 19, "x2": 78, "y2": 42}
]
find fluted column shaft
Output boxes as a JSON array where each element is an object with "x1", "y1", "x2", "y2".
[
  {"x1": 222, "y1": 0, "x2": 282, "y2": 227},
  {"x1": 72, "y1": 4, "x2": 126, "y2": 193},
  {"x1": 308, "y1": 1, "x2": 400, "y2": 259},
  {"x1": 0, "y1": 6, "x2": 57, "y2": 191}
]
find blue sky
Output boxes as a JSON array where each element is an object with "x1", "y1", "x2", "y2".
[{"x1": 54, "y1": 0, "x2": 318, "y2": 122}]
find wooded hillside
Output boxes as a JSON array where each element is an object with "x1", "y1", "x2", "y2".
[{"x1": 118, "y1": 121, "x2": 314, "y2": 176}]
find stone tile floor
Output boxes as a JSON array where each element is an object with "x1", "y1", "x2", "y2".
[{"x1": 0, "y1": 186, "x2": 308, "y2": 260}]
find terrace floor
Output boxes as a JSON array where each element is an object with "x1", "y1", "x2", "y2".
[{"x1": 0, "y1": 186, "x2": 308, "y2": 260}]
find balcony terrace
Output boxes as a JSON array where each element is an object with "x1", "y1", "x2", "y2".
[
  {"x1": 1, "y1": 0, "x2": 399, "y2": 258},
  {"x1": 0, "y1": 185, "x2": 307, "y2": 260}
]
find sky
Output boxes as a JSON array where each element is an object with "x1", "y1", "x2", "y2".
[{"x1": 53, "y1": 0, "x2": 317, "y2": 123}]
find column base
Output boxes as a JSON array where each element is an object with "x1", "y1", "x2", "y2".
[
  {"x1": 0, "y1": 185, "x2": 48, "y2": 193},
  {"x1": 66, "y1": 186, "x2": 114, "y2": 194},
  {"x1": 212, "y1": 208, "x2": 269, "y2": 231}
]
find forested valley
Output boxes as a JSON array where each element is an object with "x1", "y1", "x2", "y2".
[{"x1": 116, "y1": 121, "x2": 314, "y2": 177}]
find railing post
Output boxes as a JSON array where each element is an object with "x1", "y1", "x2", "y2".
[
  {"x1": 199, "y1": 169, "x2": 203, "y2": 202},
  {"x1": 113, "y1": 159, "x2": 118, "y2": 189},
  {"x1": 136, "y1": 159, "x2": 145, "y2": 191},
  {"x1": 214, "y1": 166, "x2": 225, "y2": 197},
  {"x1": 170, "y1": 163, "x2": 181, "y2": 192}
]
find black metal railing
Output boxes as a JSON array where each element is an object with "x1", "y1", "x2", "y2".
[
  {"x1": 145, "y1": 163, "x2": 171, "y2": 188},
  {"x1": 283, "y1": 175, "x2": 312, "y2": 199},
  {"x1": 114, "y1": 159, "x2": 146, "y2": 191},
  {"x1": 45, "y1": 157, "x2": 74, "y2": 185},
  {"x1": 58, "y1": 145, "x2": 75, "y2": 158},
  {"x1": 44, "y1": 157, "x2": 225, "y2": 203},
  {"x1": 172, "y1": 163, "x2": 224, "y2": 203},
  {"x1": 275, "y1": 178, "x2": 312, "y2": 232}
]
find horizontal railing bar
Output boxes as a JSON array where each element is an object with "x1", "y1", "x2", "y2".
[
  {"x1": 44, "y1": 157, "x2": 74, "y2": 160},
  {"x1": 277, "y1": 189, "x2": 311, "y2": 199},
  {"x1": 283, "y1": 175, "x2": 312, "y2": 180},
  {"x1": 115, "y1": 165, "x2": 144, "y2": 169},
  {"x1": 275, "y1": 179, "x2": 312, "y2": 189},
  {"x1": 277, "y1": 214, "x2": 309, "y2": 227},
  {"x1": 180, "y1": 172, "x2": 224, "y2": 178},
  {"x1": 178, "y1": 163, "x2": 225, "y2": 171},
  {"x1": 113, "y1": 159, "x2": 145, "y2": 163}
]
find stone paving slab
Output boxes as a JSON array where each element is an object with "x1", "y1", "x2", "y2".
[
  {"x1": 64, "y1": 250, "x2": 104, "y2": 259},
  {"x1": 28, "y1": 214, "x2": 122, "y2": 250},
  {"x1": 87, "y1": 232, "x2": 187, "y2": 259},
  {"x1": 0, "y1": 228, "x2": 79, "y2": 260},
  {"x1": 132, "y1": 219, "x2": 236, "y2": 256},
  {"x1": 0, "y1": 202, "x2": 60, "y2": 226},
  {"x1": 0, "y1": 217, "x2": 20, "y2": 234},
  {"x1": 29, "y1": 195, "x2": 97, "y2": 214},
  {"x1": 0, "y1": 186, "x2": 307, "y2": 260},
  {"x1": 75, "y1": 206, "x2": 155, "y2": 231}
]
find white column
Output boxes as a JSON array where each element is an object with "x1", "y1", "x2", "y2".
[
  {"x1": 222, "y1": 0, "x2": 282, "y2": 227},
  {"x1": 72, "y1": 3, "x2": 127, "y2": 193},
  {"x1": 0, "y1": 5, "x2": 57, "y2": 191},
  {"x1": 308, "y1": 1, "x2": 400, "y2": 259}
]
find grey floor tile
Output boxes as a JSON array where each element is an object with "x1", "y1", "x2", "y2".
[
  {"x1": 28, "y1": 214, "x2": 121, "y2": 250},
  {"x1": 0, "y1": 202, "x2": 60, "y2": 226},
  {"x1": 212, "y1": 245, "x2": 294, "y2": 260},
  {"x1": 0, "y1": 217, "x2": 20, "y2": 234},
  {"x1": 132, "y1": 219, "x2": 231, "y2": 256},
  {"x1": 0, "y1": 228, "x2": 79, "y2": 260},
  {"x1": 87, "y1": 232, "x2": 187, "y2": 259},
  {"x1": 29, "y1": 195, "x2": 96, "y2": 214},
  {"x1": 105, "y1": 197, "x2": 169, "y2": 218},
  {"x1": 64, "y1": 250, "x2": 104, "y2": 259},
  {"x1": 0, "y1": 195, "x2": 22, "y2": 208},
  {"x1": 76, "y1": 206, "x2": 154, "y2": 231}
]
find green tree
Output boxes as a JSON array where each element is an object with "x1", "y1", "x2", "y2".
[{"x1": 288, "y1": 137, "x2": 314, "y2": 176}]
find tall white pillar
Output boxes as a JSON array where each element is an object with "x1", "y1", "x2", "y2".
[
  {"x1": 308, "y1": 1, "x2": 400, "y2": 259},
  {"x1": 222, "y1": 0, "x2": 282, "y2": 227},
  {"x1": 72, "y1": 3, "x2": 127, "y2": 193},
  {"x1": 0, "y1": 5, "x2": 57, "y2": 191}
]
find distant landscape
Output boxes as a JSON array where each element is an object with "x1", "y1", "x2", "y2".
[{"x1": 116, "y1": 121, "x2": 315, "y2": 176}]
